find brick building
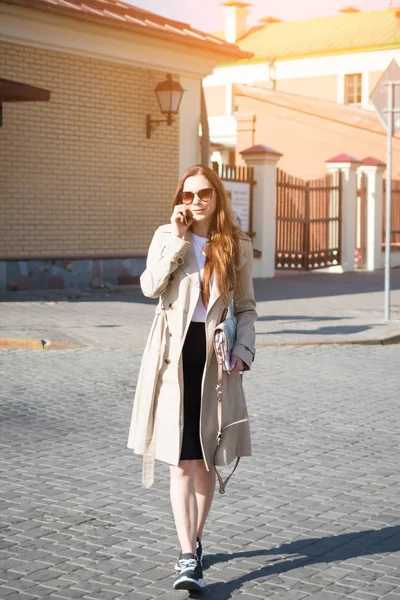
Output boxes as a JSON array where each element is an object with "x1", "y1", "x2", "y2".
[{"x1": 0, "y1": 0, "x2": 249, "y2": 291}]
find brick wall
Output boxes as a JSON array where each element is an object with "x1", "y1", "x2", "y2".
[{"x1": 0, "y1": 42, "x2": 179, "y2": 258}]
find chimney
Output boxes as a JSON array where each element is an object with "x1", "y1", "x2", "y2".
[
  {"x1": 338, "y1": 6, "x2": 360, "y2": 13},
  {"x1": 222, "y1": 1, "x2": 251, "y2": 43},
  {"x1": 258, "y1": 16, "x2": 282, "y2": 24}
]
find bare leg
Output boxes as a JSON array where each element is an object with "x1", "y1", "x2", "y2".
[
  {"x1": 194, "y1": 460, "x2": 216, "y2": 540},
  {"x1": 170, "y1": 460, "x2": 198, "y2": 555}
]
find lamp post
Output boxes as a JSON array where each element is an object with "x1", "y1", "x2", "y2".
[{"x1": 146, "y1": 74, "x2": 184, "y2": 139}]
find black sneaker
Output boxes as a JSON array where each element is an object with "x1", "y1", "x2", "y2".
[
  {"x1": 174, "y1": 537, "x2": 203, "y2": 572},
  {"x1": 173, "y1": 553, "x2": 206, "y2": 591},
  {"x1": 196, "y1": 537, "x2": 203, "y2": 566}
]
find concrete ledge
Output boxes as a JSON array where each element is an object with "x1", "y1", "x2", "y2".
[
  {"x1": 0, "y1": 338, "x2": 85, "y2": 350},
  {"x1": 1, "y1": 333, "x2": 400, "y2": 351}
]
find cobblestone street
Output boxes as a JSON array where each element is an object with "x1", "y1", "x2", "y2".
[{"x1": 1, "y1": 344, "x2": 400, "y2": 599}]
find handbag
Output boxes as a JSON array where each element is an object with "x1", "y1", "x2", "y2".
[{"x1": 213, "y1": 300, "x2": 245, "y2": 494}]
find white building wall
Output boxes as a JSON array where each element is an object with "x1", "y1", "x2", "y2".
[
  {"x1": 204, "y1": 49, "x2": 400, "y2": 89},
  {"x1": 179, "y1": 76, "x2": 202, "y2": 174},
  {"x1": 204, "y1": 48, "x2": 400, "y2": 111}
]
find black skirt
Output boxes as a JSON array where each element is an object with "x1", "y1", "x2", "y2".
[{"x1": 180, "y1": 321, "x2": 206, "y2": 461}]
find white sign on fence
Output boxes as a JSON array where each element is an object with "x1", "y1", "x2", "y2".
[{"x1": 222, "y1": 180, "x2": 250, "y2": 233}]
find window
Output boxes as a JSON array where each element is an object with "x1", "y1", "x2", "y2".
[{"x1": 345, "y1": 73, "x2": 362, "y2": 104}]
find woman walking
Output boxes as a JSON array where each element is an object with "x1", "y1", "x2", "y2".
[{"x1": 127, "y1": 165, "x2": 257, "y2": 591}]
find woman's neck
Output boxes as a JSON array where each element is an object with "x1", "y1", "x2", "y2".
[{"x1": 191, "y1": 222, "x2": 210, "y2": 239}]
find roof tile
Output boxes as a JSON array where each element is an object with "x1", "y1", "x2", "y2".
[
  {"x1": 234, "y1": 83, "x2": 400, "y2": 139},
  {"x1": 0, "y1": 0, "x2": 251, "y2": 59},
  {"x1": 237, "y1": 8, "x2": 400, "y2": 61},
  {"x1": 240, "y1": 143, "x2": 282, "y2": 155},
  {"x1": 326, "y1": 153, "x2": 361, "y2": 163}
]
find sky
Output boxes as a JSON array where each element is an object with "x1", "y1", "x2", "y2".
[{"x1": 128, "y1": 0, "x2": 400, "y2": 32}]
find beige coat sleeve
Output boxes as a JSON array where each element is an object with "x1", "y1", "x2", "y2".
[
  {"x1": 232, "y1": 239, "x2": 257, "y2": 370},
  {"x1": 140, "y1": 227, "x2": 190, "y2": 298}
]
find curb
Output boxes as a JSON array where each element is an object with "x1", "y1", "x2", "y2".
[
  {"x1": 0, "y1": 338, "x2": 85, "y2": 350},
  {"x1": 256, "y1": 332, "x2": 400, "y2": 348},
  {"x1": 1, "y1": 333, "x2": 400, "y2": 351}
]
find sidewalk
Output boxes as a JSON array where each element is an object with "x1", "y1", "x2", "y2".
[
  {"x1": 1, "y1": 274, "x2": 400, "y2": 600},
  {"x1": 0, "y1": 269, "x2": 400, "y2": 349}
]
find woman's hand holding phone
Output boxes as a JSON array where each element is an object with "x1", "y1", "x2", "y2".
[{"x1": 171, "y1": 206, "x2": 193, "y2": 238}]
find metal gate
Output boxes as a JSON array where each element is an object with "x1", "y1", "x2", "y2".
[
  {"x1": 275, "y1": 169, "x2": 342, "y2": 270},
  {"x1": 383, "y1": 178, "x2": 400, "y2": 251}
]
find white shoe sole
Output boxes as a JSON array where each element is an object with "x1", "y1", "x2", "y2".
[{"x1": 173, "y1": 576, "x2": 206, "y2": 591}]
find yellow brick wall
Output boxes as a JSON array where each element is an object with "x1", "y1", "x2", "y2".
[{"x1": 0, "y1": 41, "x2": 180, "y2": 258}]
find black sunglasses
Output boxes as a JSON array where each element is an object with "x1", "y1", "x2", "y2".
[{"x1": 180, "y1": 188, "x2": 214, "y2": 205}]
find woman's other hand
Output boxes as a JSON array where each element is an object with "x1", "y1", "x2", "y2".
[
  {"x1": 171, "y1": 205, "x2": 193, "y2": 238},
  {"x1": 228, "y1": 355, "x2": 244, "y2": 374}
]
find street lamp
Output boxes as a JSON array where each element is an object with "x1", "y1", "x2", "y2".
[{"x1": 146, "y1": 74, "x2": 184, "y2": 139}]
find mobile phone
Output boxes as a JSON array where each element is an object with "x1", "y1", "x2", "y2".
[{"x1": 184, "y1": 208, "x2": 193, "y2": 226}]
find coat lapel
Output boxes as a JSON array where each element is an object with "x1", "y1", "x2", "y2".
[
  {"x1": 207, "y1": 271, "x2": 220, "y2": 316},
  {"x1": 181, "y1": 231, "x2": 201, "y2": 289}
]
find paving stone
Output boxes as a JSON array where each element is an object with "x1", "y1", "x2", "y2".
[
  {"x1": 153, "y1": 593, "x2": 189, "y2": 600},
  {"x1": 356, "y1": 581, "x2": 398, "y2": 596},
  {"x1": 348, "y1": 592, "x2": 380, "y2": 600},
  {"x1": 306, "y1": 593, "x2": 343, "y2": 599},
  {"x1": 0, "y1": 586, "x2": 22, "y2": 597},
  {"x1": 325, "y1": 581, "x2": 359, "y2": 595},
  {"x1": 19, "y1": 583, "x2": 56, "y2": 596},
  {"x1": 44, "y1": 589, "x2": 86, "y2": 599},
  {"x1": 4, "y1": 594, "x2": 40, "y2": 600}
]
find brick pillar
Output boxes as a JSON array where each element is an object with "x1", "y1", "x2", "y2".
[
  {"x1": 326, "y1": 153, "x2": 361, "y2": 273},
  {"x1": 240, "y1": 144, "x2": 283, "y2": 278}
]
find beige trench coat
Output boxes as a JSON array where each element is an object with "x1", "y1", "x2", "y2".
[{"x1": 127, "y1": 224, "x2": 257, "y2": 487}]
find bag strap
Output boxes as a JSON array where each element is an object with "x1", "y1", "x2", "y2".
[
  {"x1": 214, "y1": 454, "x2": 240, "y2": 494},
  {"x1": 228, "y1": 298, "x2": 235, "y2": 319},
  {"x1": 214, "y1": 360, "x2": 241, "y2": 494}
]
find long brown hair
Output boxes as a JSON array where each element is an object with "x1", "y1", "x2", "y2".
[{"x1": 172, "y1": 164, "x2": 244, "y2": 306}]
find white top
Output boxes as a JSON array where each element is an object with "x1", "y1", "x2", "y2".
[{"x1": 191, "y1": 233, "x2": 207, "y2": 323}]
